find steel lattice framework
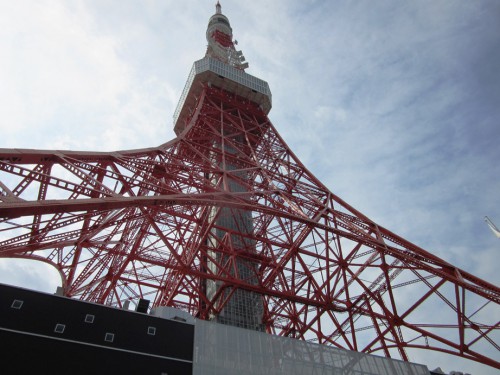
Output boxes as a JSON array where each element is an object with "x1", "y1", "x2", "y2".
[{"x1": 1, "y1": 3, "x2": 499, "y2": 371}]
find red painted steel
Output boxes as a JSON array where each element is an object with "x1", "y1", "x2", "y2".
[
  {"x1": 0, "y1": 84, "x2": 499, "y2": 368},
  {"x1": 212, "y1": 29, "x2": 234, "y2": 48}
]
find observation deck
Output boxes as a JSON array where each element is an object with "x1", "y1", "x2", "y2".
[{"x1": 173, "y1": 56, "x2": 272, "y2": 135}]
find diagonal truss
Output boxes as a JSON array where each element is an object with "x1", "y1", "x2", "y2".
[{"x1": 0, "y1": 84, "x2": 499, "y2": 368}]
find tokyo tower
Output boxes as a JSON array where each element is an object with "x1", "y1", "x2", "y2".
[{"x1": 0, "y1": 2, "x2": 499, "y2": 370}]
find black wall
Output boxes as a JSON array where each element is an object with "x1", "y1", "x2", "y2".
[{"x1": 0, "y1": 283, "x2": 194, "y2": 375}]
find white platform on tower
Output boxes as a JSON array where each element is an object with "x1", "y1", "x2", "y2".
[{"x1": 173, "y1": 56, "x2": 272, "y2": 135}]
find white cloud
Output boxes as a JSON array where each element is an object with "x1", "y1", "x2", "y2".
[
  {"x1": 0, "y1": 258, "x2": 61, "y2": 293},
  {"x1": 0, "y1": 1, "x2": 175, "y2": 151}
]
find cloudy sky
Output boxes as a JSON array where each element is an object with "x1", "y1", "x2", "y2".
[{"x1": 1, "y1": 1, "x2": 499, "y2": 373}]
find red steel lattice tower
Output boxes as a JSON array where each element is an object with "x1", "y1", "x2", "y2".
[{"x1": 0, "y1": 3, "x2": 499, "y2": 369}]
